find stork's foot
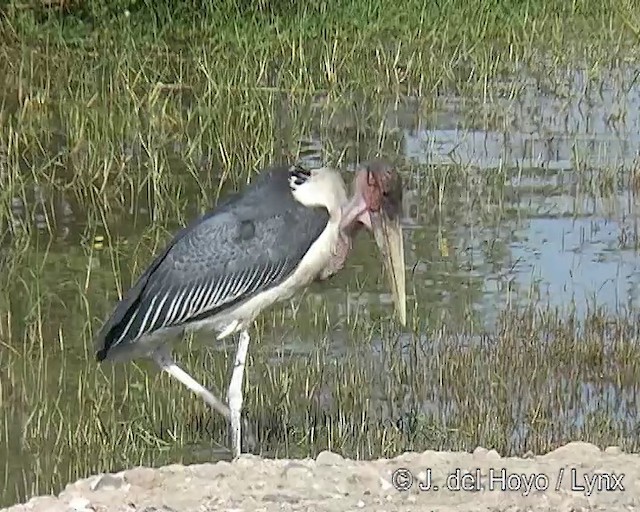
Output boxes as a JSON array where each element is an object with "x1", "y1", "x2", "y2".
[{"x1": 227, "y1": 413, "x2": 257, "y2": 457}]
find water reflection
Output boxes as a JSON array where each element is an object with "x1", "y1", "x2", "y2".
[
  {"x1": 397, "y1": 64, "x2": 640, "y2": 319},
  {"x1": 404, "y1": 66, "x2": 640, "y2": 170}
]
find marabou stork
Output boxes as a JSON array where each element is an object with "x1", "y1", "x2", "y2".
[{"x1": 94, "y1": 160, "x2": 406, "y2": 458}]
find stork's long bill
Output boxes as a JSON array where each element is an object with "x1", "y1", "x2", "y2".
[
  {"x1": 370, "y1": 203, "x2": 407, "y2": 326},
  {"x1": 341, "y1": 162, "x2": 407, "y2": 326}
]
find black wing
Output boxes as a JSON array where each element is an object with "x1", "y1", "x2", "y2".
[{"x1": 95, "y1": 165, "x2": 329, "y2": 361}]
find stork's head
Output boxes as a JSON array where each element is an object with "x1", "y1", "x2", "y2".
[{"x1": 341, "y1": 160, "x2": 407, "y2": 326}]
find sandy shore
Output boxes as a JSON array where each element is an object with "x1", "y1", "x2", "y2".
[{"x1": 2, "y1": 442, "x2": 636, "y2": 512}]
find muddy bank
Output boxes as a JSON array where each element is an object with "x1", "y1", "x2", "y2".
[{"x1": 2, "y1": 442, "x2": 636, "y2": 512}]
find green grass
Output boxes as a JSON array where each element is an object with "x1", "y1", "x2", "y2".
[{"x1": 1, "y1": 0, "x2": 640, "y2": 507}]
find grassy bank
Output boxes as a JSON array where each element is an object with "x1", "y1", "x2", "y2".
[{"x1": 2, "y1": 0, "x2": 640, "y2": 92}]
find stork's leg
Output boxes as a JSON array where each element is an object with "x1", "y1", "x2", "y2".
[
  {"x1": 152, "y1": 345, "x2": 231, "y2": 420},
  {"x1": 228, "y1": 329, "x2": 250, "y2": 458}
]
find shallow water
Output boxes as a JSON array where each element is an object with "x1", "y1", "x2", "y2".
[
  {"x1": 2, "y1": 62, "x2": 640, "y2": 505},
  {"x1": 403, "y1": 65, "x2": 640, "y2": 319}
]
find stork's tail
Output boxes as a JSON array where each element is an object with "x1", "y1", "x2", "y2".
[{"x1": 94, "y1": 285, "x2": 147, "y2": 363}]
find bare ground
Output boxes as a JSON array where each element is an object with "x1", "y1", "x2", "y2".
[{"x1": 3, "y1": 442, "x2": 638, "y2": 512}]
